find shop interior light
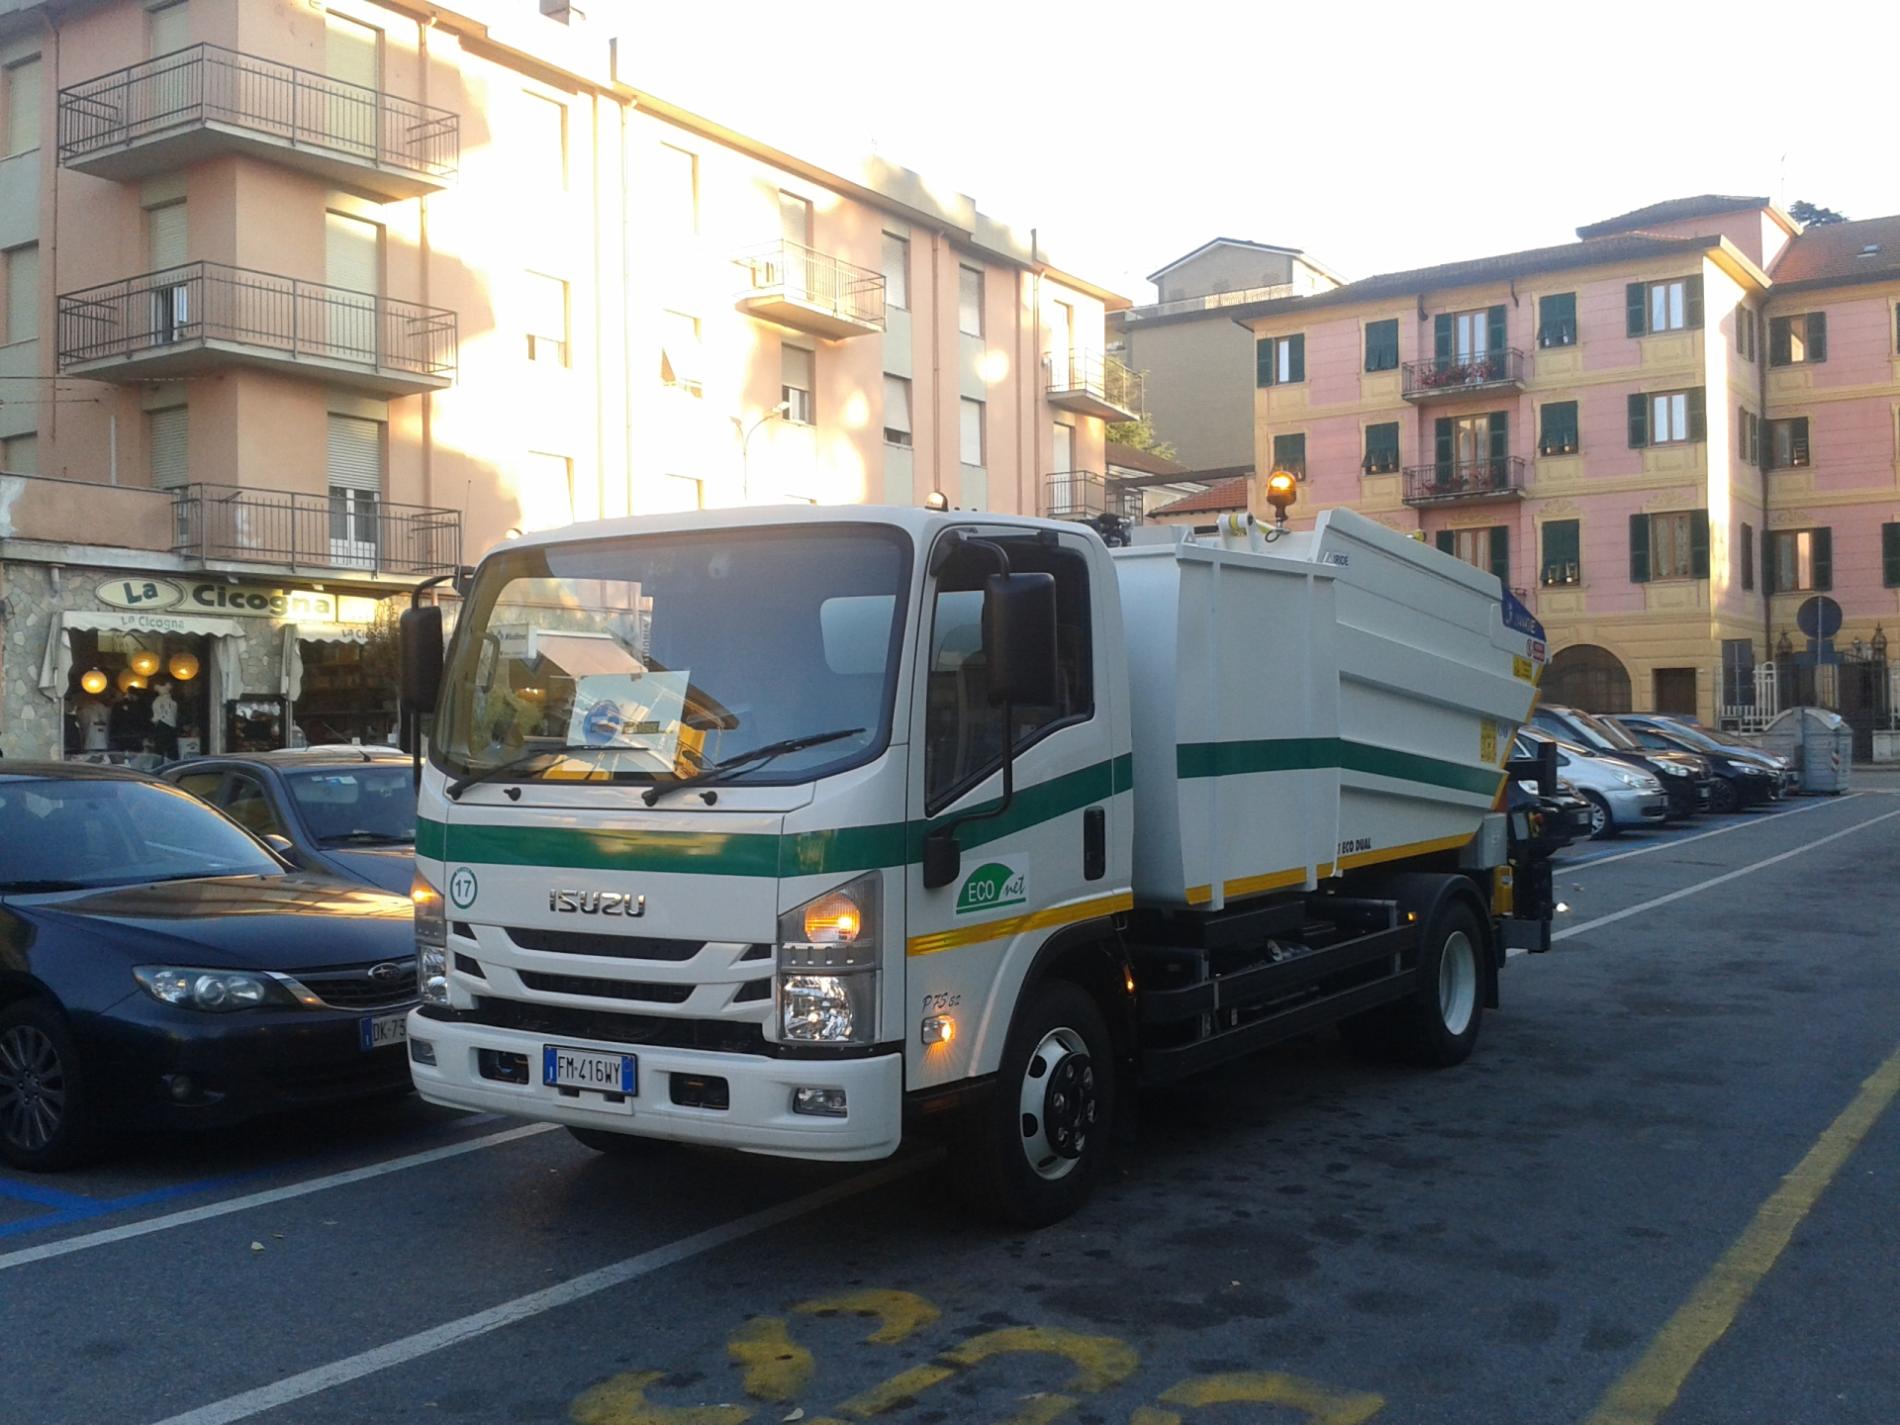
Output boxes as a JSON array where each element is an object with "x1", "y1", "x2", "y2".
[
  {"x1": 168, "y1": 651, "x2": 200, "y2": 681},
  {"x1": 81, "y1": 669, "x2": 108, "y2": 695},
  {"x1": 129, "y1": 648, "x2": 160, "y2": 678},
  {"x1": 116, "y1": 668, "x2": 148, "y2": 693}
]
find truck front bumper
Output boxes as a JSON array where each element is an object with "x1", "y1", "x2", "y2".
[{"x1": 406, "y1": 1012, "x2": 903, "y2": 1161}]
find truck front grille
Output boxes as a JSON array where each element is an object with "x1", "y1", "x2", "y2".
[
  {"x1": 465, "y1": 997, "x2": 769, "y2": 1055},
  {"x1": 515, "y1": 970, "x2": 694, "y2": 1004},
  {"x1": 502, "y1": 927, "x2": 710, "y2": 961}
]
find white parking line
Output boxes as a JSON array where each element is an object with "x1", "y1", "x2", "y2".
[
  {"x1": 145, "y1": 1154, "x2": 929, "y2": 1425},
  {"x1": 1564, "y1": 794, "x2": 1857, "y2": 871},
  {"x1": 0, "y1": 1122, "x2": 556, "y2": 1273},
  {"x1": 1553, "y1": 805, "x2": 1900, "y2": 945}
]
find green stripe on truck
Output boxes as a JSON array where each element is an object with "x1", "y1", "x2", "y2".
[{"x1": 1176, "y1": 737, "x2": 1503, "y2": 798}]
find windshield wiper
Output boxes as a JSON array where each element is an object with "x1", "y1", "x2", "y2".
[
  {"x1": 446, "y1": 743, "x2": 643, "y2": 800},
  {"x1": 642, "y1": 728, "x2": 864, "y2": 806}
]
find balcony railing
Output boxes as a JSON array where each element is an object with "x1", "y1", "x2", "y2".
[
  {"x1": 58, "y1": 43, "x2": 457, "y2": 197},
  {"x1": 733, "y1": 239, "x2": 885, "y2": 339},
  {"x1": 57, "y1": 262, "x2": 457, "y2": 395},
  {"x1": 1043, "y1": 470, "x2": 1144, "y2": 525},
  {"x1": 1401, "y1": 457, "x2": 1527, "y2": 505},
  {"x1": 1401, "y1": 347, "x2": 1526, "y2": 401},
  {"x1": 1046, "y1": 352, "x2": 1143, "y2": 422},
  {"x1": 172, "y1": 483, "x2": 462, "y2": 579}
]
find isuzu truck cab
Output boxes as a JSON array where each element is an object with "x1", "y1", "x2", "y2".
[{"x1": 402, "y1": 503, "x2": 1553, "y2": 1223}]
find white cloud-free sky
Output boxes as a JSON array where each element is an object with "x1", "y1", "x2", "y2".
[{"x1": 609, "y1": 0, "x2": 1892, "y2": 300}]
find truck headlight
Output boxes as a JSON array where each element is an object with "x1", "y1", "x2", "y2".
[
  {"x1": 413, "y1": 871, "x2": 449, "y2": 1007},
  {"x1": 777, "y1": 871, "x2": 880, "y2": 1045}
]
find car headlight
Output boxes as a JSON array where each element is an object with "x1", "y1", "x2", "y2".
[
  {"x1": 1736, "y1": 763, "x2": 1767, "y2": 776},
  {"x1": 134, "y1": 967, "x2": 298, "y2": 1012},
  {"x1": 1610, "y1": 767, "x2": 1644, "y2": 787},
  {"x1": 777, "y1": 871, "x2": 880, "y2": 1045},
  {"x1": 1657, "y1": 761, "x2": 1690, "y2": 778},
  {"x1": 413, "y1": 871, "x2": 449, "y2": 1007}
]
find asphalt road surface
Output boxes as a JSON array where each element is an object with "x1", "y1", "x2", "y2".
[{"x1": 3, "y1": 792, "x2": 1897, "y2": 1425}]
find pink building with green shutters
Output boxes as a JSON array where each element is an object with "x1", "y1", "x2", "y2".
[{"x1": 1229, "y1": 196, "x2": 1900, "y2": 737}]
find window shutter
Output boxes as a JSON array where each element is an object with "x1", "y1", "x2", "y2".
[
  {"x1": 1691, "y1": 509, "x2": 1710, "y2": 577},
  {"x1": 1435, "y1": 530, "x2": 1454, "y2": 555},
  {"x1": 1882, "y1": 523, "x2": 1900, "y2": 588},
  {"x1": 1741, "y1": 522, "x2": 1754, "y2": 591},
  {"x1": 1489, "y1": 526, "x2": 1510, "y2": 586},
  {"x1": 1433, "y1": 313, "x2": 1452, "y2": 363},
  {"x1": 1761, "y1": 528, "x2": 1778, "y2": 595},
  {"x1": 1543, "y1": 519, "x2": 1580, "y2": 579},
  {"x1": 326, "y1": 413, "x2": 383, "y2": 491},
  {"x1": 1793, "y1": 416, "x2": 1810, "y2": 465},
  {"x1": 1488, "y1": 411, "x2": 1508, "y2": 480},
  {"x1": 1769, "y1": 315, "x2": 1791, "y2": 365},
  {"x1": 1687, "y1": 387, "x2": 1706, "y2": 442},
  {"x1": 1626, "y1": 283, "x2": 1647, "y2": 337},
  {"x1": 1629, "y1": 513, "x2": 1651, "y2": 583},
  {"x1": 1287, "y1": 334, "x2": 1305, "y2": 383},
  {"x1": 1736, "y1": 311, "x2": 1746, "y2": 354},
  {"x1": 1685, "y1": 275, "x2": 1704, "y2": 328},
  {"x1": 1627, "y1": 392, "x2": 1649, "y2": 448},
  {"x1": 148, "y1": 406, "x2": 188, "y2": 490},
  {"x1": 1256, "y1": 338, "x2": 1273, "y2": 388},
  {"x1": 148, "y1": 201, "x2": 187, "y2": 270},
  {"x1": 1434, "y1": 417, "x2": 1452, "y2": 478},
  {"x1": 1806, "y1": 312, "x2": 1827, "y2": 362},
  {"x1": 1811, "y1": 527, "x2": 1832, "y2": 591},
  {"x1": 4, "y1": 242, "x2": 36, "y2": 343},
  {"x1": 1486, "y1": 304, "x2": 1506, "y2": 354}
]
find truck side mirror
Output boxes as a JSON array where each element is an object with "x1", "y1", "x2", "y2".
[
  {"x1": 400, "y1": 606, "x2": 445, "y2": 719},
  {"x1": 983, "y1": 572, "x2": 1058, "y2": 707}
]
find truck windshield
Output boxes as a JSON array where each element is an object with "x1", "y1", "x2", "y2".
[{"x1": 432, "y1": 524, "x2": 911, "y2": 787}]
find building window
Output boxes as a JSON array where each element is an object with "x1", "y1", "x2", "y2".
[
  {"x1": 780, "y1": 345, "x2": 814, "y2": 425},
  {"x1": 1538, "y1": 400, "x2": 1579, "y2": 456},
  {"x1": 1435, "y1": 525, "x2": 1510, "y2": 585},
  {"x1": 1883, "y1": 522, "x2": 1900, "y2": 588},
  {"x1": 1362, "y1": 422, "x2": 1399, "y2": 474},
  {"x1": 1537, "y1": 292, "x2": 1577, "y2": 348},
  {"x1": 522, "y1": 91, "x2": 566, "y2": 192},
  {"x1": 1540, "y1": 518, "x2": 1580, "y2": 586},
  {"x1": 1769, "y1": 313, "x2": 1828, "y2": 366},
  {"x1": 1627, "y1": 388, "x2": 1705, "y2": 446},
  {"x1": 1436, "y1": 306, "x2": 1504, "y2": 365},
  {"x1": 958, "y1": 266, "x2": 983, "y2": 337},
  {"x1": 881, "y1": 233, "x2": 909, "y2": 311},
  {"x1": 1433, "y1": 412, "x2": 1509, "y2": 483},
  {"x1": 883, "y1": 375, "x2": 912, "y2": 448},
  {"x1": 1739, "y1": 408, "x2": 1760, "y2": 466},
  {"x1": 659, "y1": 309, "x2": 701, "y2": 394},
  {"x1": 148, "y1": 405, "x2": 188, "y2": 490},
  {"x1": 1740, "y1": 521, "x2": 1754, "y2": 592},
  {"x1": 1766, "y1": 527, "x2": 1832, "y2": 593},
  {"x1": 1627, "y1": 276, "x2": 1702, "y2": 335},
  {"x1": 657, "y1": 143, "x2": 698, "y2": 243},
  {"x1": 325, "y1": 413, "x2": 383, "y2": 562},
  {"x1": 1271, "y1": 432, "x2": 1306, "y2": 477},
  {"x1": 524, "y1": 273, "x2": 568, "y2": 366},
  {"x1": 1737, "y1": 307, "x2": 1758, "y2": 362},
  {"x1": 1765, "y1": 416, "x2": 1810, "y2": 469},
  {"x1": 1629, "y1": 509, "x2": 1709, "y2": 582},
  {"x1": 1363, "y1": 319, "x2": 1398, "y2": 372},
  {"x1": 1, "y1": 430, "x2": 36, "y2": 473},
  {"x1": 3, "y1": 241, "x2": 37, "y2": 343},
  {"x1": 959, "y1": 397, "x2": 984, "y2": 467},
  {"x1": 1255, "y1": 333, "x2": 1304, "y2": 387},
  {"x1": 521, "y1": 450, "x2": 574, "y2": 531},
  {"x1": 3, "y1": 56, "x2": 40, "y2": 157}
]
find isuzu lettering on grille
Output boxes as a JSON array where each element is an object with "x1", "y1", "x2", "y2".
[{"x1": 548, "y1": 890, "x2": 647, "y2": 917}]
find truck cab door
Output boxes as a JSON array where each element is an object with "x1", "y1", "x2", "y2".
[{"x1": 904, "y1": 524, "x2": 1130, "y2": 1093}]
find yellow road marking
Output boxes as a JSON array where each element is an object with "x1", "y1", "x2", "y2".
[
  {"x1": 1132, "y1": 1369, "x2": 1385, "y2": 1425},
  {"x1": 570, "y1": 1369, "x2": 750, "y2": 1424},
  {"x1": 727, "y1": 1317, "x2": 812, "y2": 1404},
  {"x1": 905, "y1": 891, "x2": 1132, "y2": 957},
  {"x1": 1581, "y1": 1040, "x2": 1900, "y2": 1425},
  {"x1": 794, "y1": 1288, "x2": 939, "y2": 1345},
  {"x1": 837, "y1": 1324, "x2": 1138, "y2": 1419}
]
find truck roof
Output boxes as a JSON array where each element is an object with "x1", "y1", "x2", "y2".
[{"x1": 495, "y1": 503, "x2": 1090, "y2": 556}]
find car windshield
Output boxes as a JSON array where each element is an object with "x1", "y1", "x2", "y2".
[
  {"x1": 433, "y1": 524, "x2": 912, "y2": 785},
  {"x1": 1569, "y1": 710, "x2": 1640, "y2": 751},
  {"x1": 0, "y1": 779, "x2": 280, "y2": 892},
  {"x1": 1641, "y1": 719, "x2": 1727, "y2": 754},
  {"x1": 285, "y1": 765, "x2": 417, "y2": 845}
]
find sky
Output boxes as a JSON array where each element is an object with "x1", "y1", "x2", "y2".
[{"x1": 606, "y1": 0, "x2": 1893, "y2": 302}]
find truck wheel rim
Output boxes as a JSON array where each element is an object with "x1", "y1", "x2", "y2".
[
  {"x1": 1438, "y1": 931, "x2": 1477, "y2": 1038},
  {"x1": 0, "y1": 1025, "x2": 65, "y2": 1154},
  {"x1": 1018, "y1": 1027, "x2": 1093, "y2": 1181}
]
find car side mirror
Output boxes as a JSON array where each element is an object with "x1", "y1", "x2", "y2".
[
  {"x1": 262, "y1": 833, "x2": 301, "y2": 867},
  {"x1": 982, "y1": 572, "x2": 1058, "y2": 707},
  {"x1": 400, "y1": 606, "x2": 445, "y2": 719}
]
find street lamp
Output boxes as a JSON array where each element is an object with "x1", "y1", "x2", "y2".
[{"x1": 735, "y1": 401, "x2": 791, "y2": 504}]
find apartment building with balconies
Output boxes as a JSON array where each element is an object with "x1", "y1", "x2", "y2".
[{"x1": 0, "y1": 0, "x2": 1127, "y2": 762}]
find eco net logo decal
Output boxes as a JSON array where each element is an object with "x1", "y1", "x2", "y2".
[{"x1": 955, "y1": 862, "x2": 1027, "y2": 916}]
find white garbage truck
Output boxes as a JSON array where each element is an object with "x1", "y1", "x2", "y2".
[{"x1": 400, "y1": 503, "x2": 1555, "y2": 1223}]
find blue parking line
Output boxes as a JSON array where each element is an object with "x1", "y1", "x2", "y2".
[
  {"x1": 0, "y1": 1169, "x2": 268, "y2": 1241},
  {"x1": 0, "y1": 1180, "x2": 102, "y2": 1210}
]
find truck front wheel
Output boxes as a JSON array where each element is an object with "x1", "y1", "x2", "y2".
[
  {"x1": 1394, "y1": 901, "x2": 1486, "y2": 1067},
  {"x1": 959, "y1": 980, "x2": 1116, "y2": 1227}
]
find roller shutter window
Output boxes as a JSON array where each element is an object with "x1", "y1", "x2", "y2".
[
  {"x1": 325, "y1": 11, "x2": 379, "y2": 157},
  {"x1": 324, "y1": 211, "x2": 380, "y2": 362},
  {"x1": 2, "y1": 432, "x2": 38, "y2": 474},
  {"x1": 148, "y1": 406, "x2": 188, "y2": 490},
  {"x1": 145, "y1": 2, "x2": 191, "y2": 129},
  {"x1": 149, "y1": 1, "x2": 189, "y2": 57},
  {"x1": 147, "y1": 201, "x2": 189, "y2": 344},
  {"x1": 4, "y1": 242, "x2": 37, "y2": 343},
  {"x1": 4, "y1": 56, "x2": 39, "y2": 157},
  {"x1": 327, "y1": 413, "x2": 383, "y2": 563}
]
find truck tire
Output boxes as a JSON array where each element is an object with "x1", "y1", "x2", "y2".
[
  {"x1": 1391, "y1": 900, "x2": 1486, "y2": 1068},
  {"x1": 959, "y1": 980, "x2": 1116, "y2": 1227}
]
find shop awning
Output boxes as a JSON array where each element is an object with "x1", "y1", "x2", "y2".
[
  {"x1": 281, "y1": 623, "x2": 370, "y2": 701},
  {"x1": 42, "y1": 610, "x2": 248, "y2": 709}
]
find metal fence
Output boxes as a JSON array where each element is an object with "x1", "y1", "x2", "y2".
[
  {"x1": 172, "y1": 483, "x2": 463, "y2": 578},
  {"x1": 733, "y1": 239, "x2": 886, "y2": 329},
  {"x1": 1047, "y1": 351, "x2": 1144, "y2": 415},
  {"x1": 1401, "y1": 347, "x2": 1526, "y2": 398},
  {"x1": 57, "y1": 262, "x2": 457, "y2": 380},
  {"x1": 1401, "y1": 456, "x2": 1526, "y2": 504},
  {"x1": 1043, "y1": 471, "x2": 1143, "y2": 524},
  {"x1": 58, "y1": 43, "x2": 458, "y2": 179}
]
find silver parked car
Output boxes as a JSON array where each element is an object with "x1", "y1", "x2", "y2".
[{"x1": 1515, "y1": 727, "x2": 1666, "y2": 839}]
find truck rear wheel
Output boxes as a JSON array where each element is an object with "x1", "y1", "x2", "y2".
[{"x1": 959, "y1": 980, "x2": 1115, "y2": 1227}]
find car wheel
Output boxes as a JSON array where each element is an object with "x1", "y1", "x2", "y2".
[
  {"x1": 0, "y1": 1000, "x2": 101, "y2": 1172},
  {"x1": 1582, "y1": 792, "x2": 1616, "y2": 839},
  {"x1": 958, "y1": 980, "x2": 1116, "y2": 1227},
  {"x1": 1709, "y1": 778, "x2": 1740, "y2": 814}
]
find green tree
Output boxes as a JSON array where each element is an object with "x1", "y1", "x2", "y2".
[
  {"x1": 1789, "y1": 200, "x2": 1848, "y2": 227},
  {"x1": 1105, "y1": 414, "x2": 1178, "y2": 463}
]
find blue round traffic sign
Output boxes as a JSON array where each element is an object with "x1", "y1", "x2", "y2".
[{"x1": 1796, "y1": 596, "x2": 1842, "y2": 641}]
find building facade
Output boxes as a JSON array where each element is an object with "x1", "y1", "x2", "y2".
[
  {"x1": 1230, "y1": 197, "x2": 1899, "y2": 729},
  {"x1": 0, "y1": 0, "x2": 1129, "y2": 761}
]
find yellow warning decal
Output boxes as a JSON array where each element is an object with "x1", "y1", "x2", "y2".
[{"x1": 1513, "y1": 654, "x2": 1535, "y2": 680}]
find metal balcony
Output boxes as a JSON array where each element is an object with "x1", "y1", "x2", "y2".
[
  {"x1": 1043, "y1": 470, "x2": 1144, "y2": 525},
  {"x1": 733, "y1": 240, "x2": 885, "y2": 339},
  {"x1": 58, "y1": 44, "x2": 457, "y2": 199},
  {"x1": 1400, "y1": 348, "x2": 1526, "y2": 402},
  {"x1": 1401, "y1": 457, "x2": 1527, "y2": 506},
  {"x1": 57, "y1": 263, "x2": 457, "y2": 396},
  {"x1": 172, "y1": 483, "x2": 462, "y2": 580},
  {"x1": 1046, "y1": 352, "x2": 1143, "y2": 422}
]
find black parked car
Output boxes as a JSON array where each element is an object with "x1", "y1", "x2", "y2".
[
  {"x1": 162, "y1": 748, "x2": 415, "y2": 894},
  {"x1": 1530, "y1": 704, "x2": 1714, "y2": 819},
  {"x1": 1611, "y1": 714, "x2": 1785, "y2": 812},
  {"x1": 0, "y1": 764, "x2": 416, "y2": 1171}
]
